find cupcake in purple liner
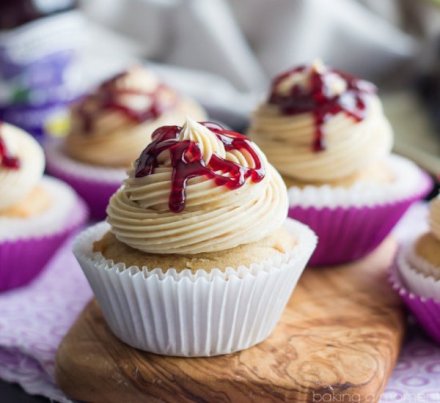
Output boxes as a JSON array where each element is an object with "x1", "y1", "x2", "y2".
[
  {"x1": 249, "y1": 60, "x2": 431, "y2": 266},
  {"x1": 46, "y1": 65, "x2": 207, "y2": 219},
  {"x1": 390, "y1": 195, "x2": 440, "y2": 343},
  {"x1": 0, "y1": 122, "x2": 88, "y2": 292}
]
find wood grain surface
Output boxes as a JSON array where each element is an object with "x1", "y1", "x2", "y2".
[{"x1": 55, "y1": 239, "x2": 405, "y2": 403}]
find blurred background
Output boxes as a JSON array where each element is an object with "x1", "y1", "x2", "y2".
[{"x1": 1, "y1": 0, "x2": 440, "y2": 174}]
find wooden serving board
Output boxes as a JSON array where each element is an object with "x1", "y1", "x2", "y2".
[{"x1": 56, "y1": 239, "x2": 405, "y2": 403}]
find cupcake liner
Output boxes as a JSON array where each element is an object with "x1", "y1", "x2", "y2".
[
  {"x1": 45, "y1": 141, "x2": 126, "y2": 220},
  {"x1": 288, "y1": 156, "x2": 432, "y2": 266},
  {"x1": 0, "y1": 183, "x2": 88, "y2": 292},
  {"x1": 389, "y1": 250, "x2": 440, "y2": 344},
  {"x1": 73, "y1": 219, "x2": 317, "y2": 357},
  {"x1": 398, "y1": 246, "x2": 440, "y2": 301}
]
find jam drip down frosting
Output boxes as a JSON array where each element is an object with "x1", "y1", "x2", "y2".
[
  {"x1": 134, "y1": 122, "x2": 265, "y2": 212},
  {"x1": 0, "y1": 123, "x2": 45, "y2": 211},
  {"x1": 248, "y1": 60, "x2": 393, "y2": 183},
  {"x1": 77, "y1": 67, "x2": 177, "y2": 133},
  {"x1": 107, "y1": 118, "x2": 288, "y2": 254},
  {"x1": 0, "y1": 126, "x2": 19, "y2": 169},
  {"x1": 65, "y1": 66, "x2": 206, "y2": 168},
  {"x1": 268, "y1": 60, "x2": 376, "y2": 152}
]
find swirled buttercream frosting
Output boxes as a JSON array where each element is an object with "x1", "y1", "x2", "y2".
[
  {"x1": 249, "y1": 60, "x2": 393, "y2": 183},
  {"x1": 65, "y1": 66, "x2": 206, "y2": 167},
  {"x1": 0, "y1": 123, "x2": 45, "y2": 210},
  {"x1": 107, "y1": 118, "x2": 288, "y2": 254}
]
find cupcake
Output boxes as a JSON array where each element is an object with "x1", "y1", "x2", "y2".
[
  {"x1": 73, "y1": 118, "x2": 317, "y2": 357},
  {"x1": 0, "y1": 122, "x2": 87, "y2": 292},
  {"x1": 46, "y1": 66, "x2": 206, "y2": 219},
  {"x1": 249, "y1": 60, "x2": 431, "y2": 266},
  {"x1": 390, "y1": 195, "x2": 440, "y2": 343}
]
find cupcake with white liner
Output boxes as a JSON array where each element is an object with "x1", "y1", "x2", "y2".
[
  {"x1": 390, "y1": 195, "x2": 440, "y2": 343},
  {"x1": 0, "y1": 122, "x2": 87, "y2": 292},
  {"x1": 46, "y1": 66, "x2": 206, "y2": 219},
  {"x1": 73, "y1": 118, "x2": 317, "y2": 357},
  {"x1": 249, "y1": 60, "x2": 431, "y2": 266}
]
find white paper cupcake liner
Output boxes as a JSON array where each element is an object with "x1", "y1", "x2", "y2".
[
  {"x1": 73, "y1": 219, "x2": 317, "y2": 357},
  {"x1": 0, "y1": 176, "x2": 83, "y2": 241},
  {"x1": 287, "y1": 154, "x2": 427, "y2": 209},
  {"x1": 398, "y1": 245, "x2": 440, "y2": 301}
]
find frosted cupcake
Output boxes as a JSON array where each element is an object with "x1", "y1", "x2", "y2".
[
  {"x1": 73, "y1": 118, "x2": 317, "y2": 356},
  {"x1": 46, "y1": 66, "x2": 206, "y2": 219},
  {"x1": 391, "y1": 195, "x2": 440, "y2": 343},
  {"x1": 249, "y1": 60, "x2": 431, "y2": 266},
  {"x1": 0, "y1": 122, "x2": 87, "y2": 292}
]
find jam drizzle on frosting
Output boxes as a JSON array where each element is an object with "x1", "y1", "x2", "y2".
[
  {"x1": 268, "y1": 61, "x2": 376, "y2": 152},
  {"x1": 0, "y1": 125, "x2": 19, "y2": 169},
  {"x1": 77, "y1": 69, "x2": 177, "y2": 133},
  {"x1": 135, "y1": 122, "x2": 265, "y2": 213}
]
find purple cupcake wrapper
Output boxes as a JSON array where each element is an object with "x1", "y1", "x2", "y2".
[
  {"x1": 46, "y1": 159, "x2": 121, "y2": 220},
  {"x1": 389, "y1": 255, "x2": 440, "y2": 344},
  {"x1": 288, "y1": 172, "x2": 432, "y2": 266},
  {"x1": 0, "y1": 196, "x2": 88, "y2": 292}
]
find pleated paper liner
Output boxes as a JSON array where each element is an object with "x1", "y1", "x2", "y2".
[
  {"x1": 389, "y1": 250, "x2": 440, "y2": 344},
  {"x1": 288, "y1": 155, "x2": 432, "y2": 266},
  {"x1": 73, "y1": 219, "x2": 317, "y2": 357},
  {"x1": 0, "y1": 180, "x2": 88, "y2": 292}
]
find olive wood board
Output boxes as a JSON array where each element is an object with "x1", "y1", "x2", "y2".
[{"x1": 55, "y1": 238, "x2": 405, "y2": 403}]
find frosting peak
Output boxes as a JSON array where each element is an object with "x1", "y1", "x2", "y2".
[
  {"x1": 65, "y1": 67, "x2": 207, "y2": 168},
  {"x1": 134, "y1": 119, "x2": 265, "y2": 213},
  {"x1": 74, "y1": 66, "x2": 177, "y2": 133},
  {"x1": 177, "y1": 118, "x2": 225, "y2": 163},
  {"x1": 268, "y1": 60, "x2": 376, "y2": 152},
  {"x1": 429, "y1": 196, "x2": 440, "y2": 241},
  {"x1": 249, "y1": 61, "x2": 393, "y2": 183},
  {"x1": 0, "y1": 123, "x2": 44, "y2": 211},
  {"x1": 107, "y1": 122, "x2": 287, "y2": 255}
]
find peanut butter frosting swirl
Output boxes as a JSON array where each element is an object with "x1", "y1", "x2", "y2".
[
  {"x1": 65, "y1": 66, "x2": 206, "y2": 168},
  {"x1": 107, "y1": 119, "x2": 288, "y2": 254},
  {"x1": 0, "y1": 123, "x2": 45, "y2": 211},
  {"x1": 429, "y1": 195, "x2": 440, "y2": 242},
  {"x1": 249, "y1": 60, "x2": 393, "y2": 183}
]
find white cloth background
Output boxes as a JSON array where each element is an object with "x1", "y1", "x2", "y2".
[
  {"x1": 77, "y1": 0, "x2": 440, "y2": 126},
  {"x1": 81, "y1": 0, "x2": 440, "y2": 87}
]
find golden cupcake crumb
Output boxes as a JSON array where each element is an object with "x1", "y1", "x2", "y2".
[
  {"x1": 414, "y1": 232, "x2": 440, "y2": 274},
  {"x1": 93, "y1": 228, "x2": 297, "y2": 272},
  {"x1": 0, "y1": 186, "x2": 51, "y2": 218}
]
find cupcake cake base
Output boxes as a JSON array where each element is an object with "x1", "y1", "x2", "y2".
[
  {"x1": 73, "y1": 219, "x2": 316, "y2": 357},
  {"x1": 57, "y1": 237, "x2": 403, "y2": 403}
]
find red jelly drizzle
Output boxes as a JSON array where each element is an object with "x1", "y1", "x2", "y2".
[
  {"x1": 77, "y1": 71, "x2": 176, "y2": 132},
  {"x1": 0, "y1": 127, "x2": 19, "y2": 169},
  {"x1": 135, "y1": 122, "x2": 265, "y2": 213},
  {"x1": 268, "y1": 65, "x2": 376, "y2": 152}
]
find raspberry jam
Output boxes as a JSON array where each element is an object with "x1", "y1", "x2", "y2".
[
  {"x1": 135, "y1": 122, "x2": 265, "y2": 213},
  {"x1": 269, "y1": 64, "x2": 376, "y2": 151},
  {"x1": 77, "y1": 71, "x2": 176, "y2": 132},
  {"x1": 0, "y1": 125, "x2": 19, "y2": 169}
]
